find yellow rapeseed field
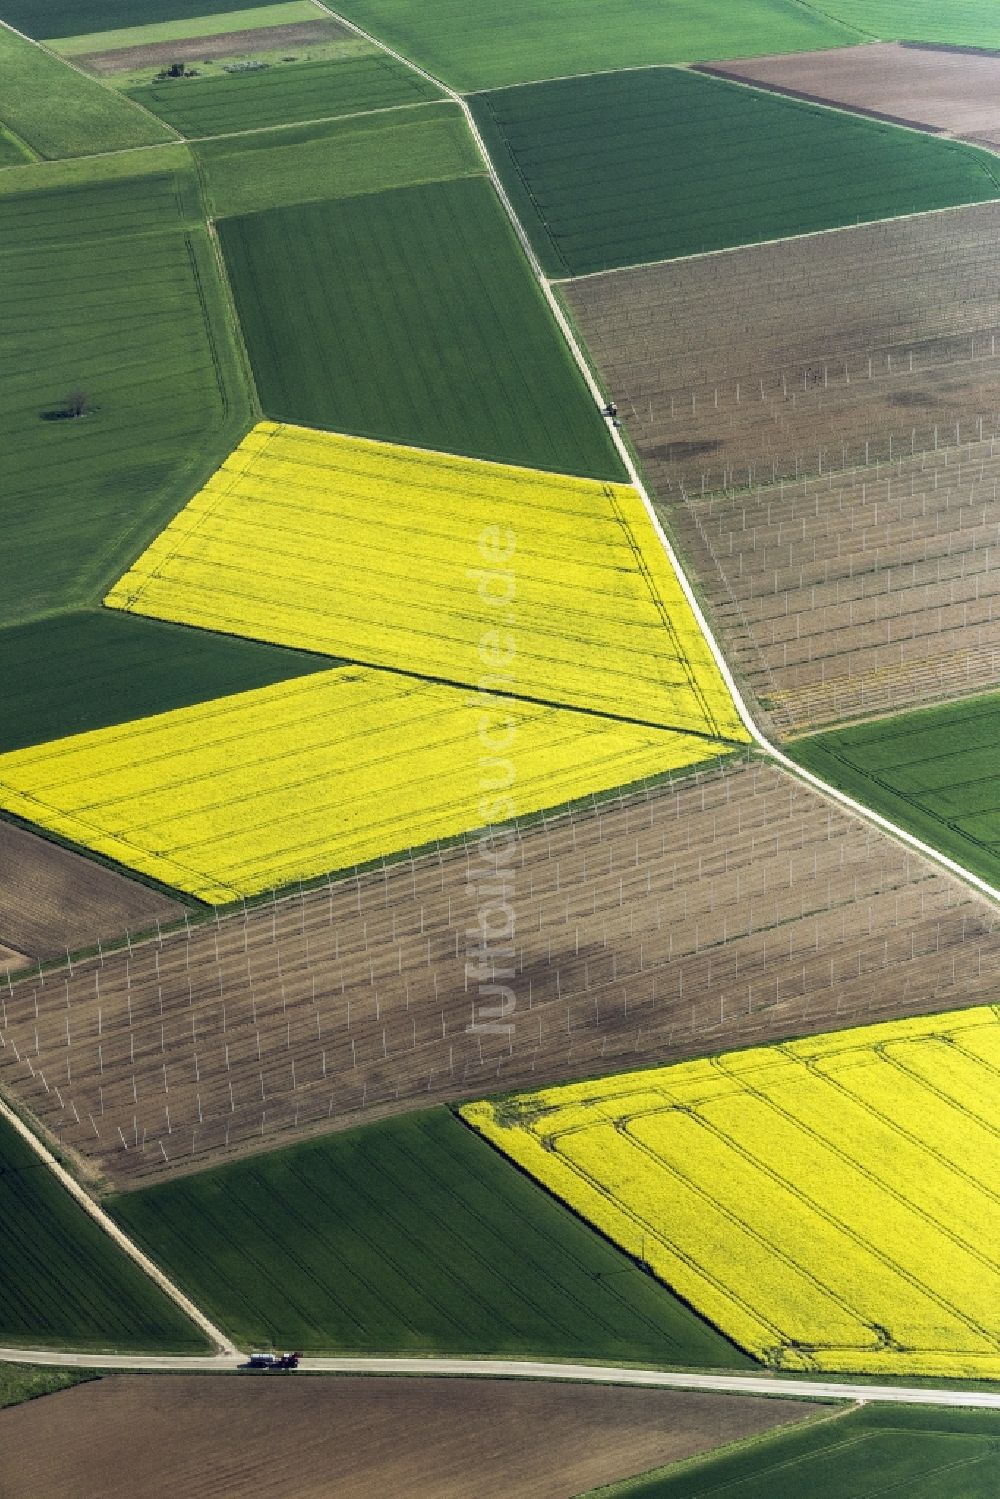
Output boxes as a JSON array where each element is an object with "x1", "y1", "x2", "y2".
[
  {"x1": 462, "y1": 1005, "x2": 1000, "y2": 1378},
  {"x1": 106, "y1": 422, "x2": 747, "y2": 743},
  {"x1": 0, "y1": 667, "x2": 726, "y2": 902}
]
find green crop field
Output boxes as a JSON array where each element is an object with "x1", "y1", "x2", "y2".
[
  {"x1": 129, "y1": 53, "x2": 439, "y2": 138},
  {"x1": 595, "y1": 1407, "x2": 1000, "y2": 1497},
  {"x1": 0, "y1": 23, "x2": 175, "y2": 157},
  {"x1": 0, "y1": 1112, "x2": 207, "y2": 1352},
  {"x1": 789, "y1": 693, "x2": 1000, "y2": 890},
  {"x1": 473, "y1": 67, "x2": 1000, "y2": 276},
  {"x1": 331, "y1": 0, "x2": 862, "y2": 92},
  {"x1": 218, "y1": 174, "x2": 623, "y2": 475},
  {"x1": 1, "y1": 162, "x2": 252, "y2": 626},
  {"x1": 0, "y1": 611, "x2": 332, "y2": 754},
  {"x1": 820, "y1": 1, "x2": 1000, "y2": 50},
  {"x1": 194, "y1": 103, "x2": 481, "y2": 216},
  {"x1": 0, "y1": 125, "x2": 33, "y2": 165},
  {"x1": 2, "y1": 0, "x2": 300, "y2": 41},
  {"x1": 110, "y1": 1108, "x2": 750, "y2": 1362}
]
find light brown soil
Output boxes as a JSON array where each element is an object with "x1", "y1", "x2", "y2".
[
  {"x1": 0, "y1": 1374, "x2": 815, "y2": 1499},
  {"x1": 0, "y1": 944, "x2": 27, "y2": 974},
  {"x1": 664, "y1": 438, "x2": 1000, "y2": 731},
  {"x1": 699, "y1": 42, "x2": 1000, "y2": 141},
  {"x1": 564, "y1": 207, "x2": 1000, "y2": 726},
  {"x1": 0, "y1": 819, "x2": 184, "y2": 963},
  {"x1": 563, "y1": 200, "x2": 1000, "y2": 501},
  {"x1": 2, "y1": 760, "x2": 994, "y2": 1188},
  {"x1": 77, "y1": 21, "x2": 347, "y2": 74}
]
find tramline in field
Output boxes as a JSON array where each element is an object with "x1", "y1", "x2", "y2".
[{"x1": 464, "y1": 1005, "x2": 1000, "y2": 1378}]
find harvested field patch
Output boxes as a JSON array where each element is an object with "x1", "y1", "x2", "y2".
[
  {"x1": 107, "y1": 423, "x2": 744, "y2": 740},
  {"x1": 2, "y1": 759, "x2": 995, "y2": 1187},
  {"x1": 329, "y1": 0, "x2": 861, "y2": 92},
  {"x1": 0, "y1": 163, "x2": 252, "y2": 625},
  {"x1": 0, "y1": 818, "x2": 184, "y2": 961},
  {"x1": 466, "y1": 1004, "x2": 1000, "y2": 1378},
  {"x1": 195, "y1": 104, "x2": 480, "y2": 216},
  {"x1": 0, "y1": 1375, "x2": 815, "y2": 1499},
  {"x1": 129, "y1": 53, "x2": 438, "y2": 136},
  {"x1": 112, "y1": 1109, "x2": 748, "y2": 1362},
  {"x1": 0, "y1": 1110, "x2": 206, "y2": 1352},
  {"x1": 0, "y1": 609, "x2": 332, "y2": 755},
  {"x1": 654, "y1": 438, "x2": 1000, "y2": 733},
  {"x1": 791, "y1": 692, "x2": 1000, "y2": 887},
  {"x1": 0, "y1": 667, "x2": 725, "y2": 903},
  {"x1": 609, "y1": 1406, "x2": 1000, "y2": 1499},
  {"x1": 218, "y1": 177, "x2": 622, "y2": 476},
  {"x1": 703, "y1": 41, "x2": 1000, "y2": 141},
  {"x1": 472, "y1": 68, "x2": 1000, "y2": 276},
  {"x1": 0, "y1": 23, "x2": 173, "y2": 158},
  {"x1": 77, "y1": 20, "x2": 347, "y2": 74}
]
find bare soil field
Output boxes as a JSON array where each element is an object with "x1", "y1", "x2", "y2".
[
  {"x1": 699, "y1": 42, "x2": 1000, "y2": 142},
  {"x1": 0, "y1": 1375, "x2": 813, "y2": 1499},
  {"x1": 78, "y1": 21, "x2": 347, "y2": 75},
  {"x1": 665, "y1": 438, "x2": 1000, "y2": 730},
  {"x1": 0, "y1": 819, "x2": 184, "y2": 964},
  {"x1": 564, "y1": 201, "x2": 1000, "y2": 499},
  {"x1": 1, "y1": 761, "x2": 994, "y2": 1188},
  {"x1": 0, "y1": 945, "x2": 27, "y2": 974}
]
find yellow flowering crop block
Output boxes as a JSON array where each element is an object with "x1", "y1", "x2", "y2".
[
  {"x1": 462, "y1": 1005, "x2": 1000, "y2": 1378},
  {"x1": 106, "y1": 422, "x2": 747, "y2": 743},
  {"x1": 0, "y1": 667, "x2": 727, "y2": 903}
]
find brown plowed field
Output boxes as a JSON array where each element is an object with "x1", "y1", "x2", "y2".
[
  {"x1": 2, "y1": 761, "x2": 994, "y2": 1188},
  {"x1": 563, "y1": 202, "x2": 1000, "y2": 499},
  {"x1": 699, "y1": 42, "x2": 1000, "y2": 142},
  {"x1": 666, "y1": 438, "x2": 1000, "y2": 731},
  {"x1": 0, "y1": 1375, "x2": 814, "y2": 1499},
  {"x1": 77, "y1": 20, "x2": 348, "y2": 75},
  {"x1": 0, "y1": 819, "x2": 184, "y2": 963},
  {"x1": 0, "y1": 944, "x2": 27, "y2": 974}
]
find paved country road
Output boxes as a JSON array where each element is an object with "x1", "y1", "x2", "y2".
[{"x1": 2, "y1": 1348, "x2": 1000, "y2": 1410}]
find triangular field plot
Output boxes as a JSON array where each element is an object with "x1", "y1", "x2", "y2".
[{"x1": 107, "y1": 422, "x2": 747, "y2": 744}]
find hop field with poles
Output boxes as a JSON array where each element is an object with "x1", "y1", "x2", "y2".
[{"x1": 464, "y1": 1005, "x2": 1000, "y2": 1378}]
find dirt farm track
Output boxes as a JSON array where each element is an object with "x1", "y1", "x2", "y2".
[{"x1": 2, "y1": 760, "x2": 994, "y2": 1188}]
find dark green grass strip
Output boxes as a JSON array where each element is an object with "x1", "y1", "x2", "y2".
[
  {"x1": 129, "y1": 54, "x2": 438, "y2": 137},
  {"x1": 218, "y1": 175, "x2": 623, "y2": 478},
  {"x1": 2, "y1": 0, "x2": 286, "y2": 40},
  {"x1": 0, "y1": 165, "x2": 252, "y2": 626},
  {"x1": 0, "y1": 1362, "x2": 97, "y2": 1409},
  {"x1": 789, "y1": 692, "x2": 1000, "y2": 889},
  {"x1": 110, "y1": 1108, "x2": 750, "y2": 1364},
  {"x1": 471, "y1": 68, "x2": 1000, "y2": 276},
  {"x1": 595, "y1": 1405, "x2": 1000, "y2": 1497},
  {"x1": 0, "y1": 610, "x2": 335, "y2": 754},
  {"x1": 0, "y1": 1113, "x2": 207, "y2": 1351}
]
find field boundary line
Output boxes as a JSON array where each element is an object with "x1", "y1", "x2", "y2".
[
  {"x1": 312, "y1": 1, "x2": 1000, "y2": 907},
  {"x1": 3, "y1": 1347, "x2": 1000, "y2": 1407},
  {"x1": 550, "y1": 194, "x2": 1000, "y2": 283},
  {"x1": 178, "y1": 95, "x2": 453, "y2": 145},
  {"x1": 0, "y1": 17, "x2": 186, "y2": 146},
  {"x1": 0, "y1": 1090, "x2": 237, "y2": 1355}
]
